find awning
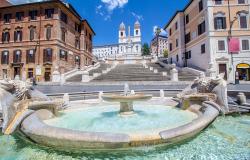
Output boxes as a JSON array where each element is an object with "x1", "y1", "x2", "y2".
[{"x1": 237, "y1": 63, "x2": 250, "y2": 69}]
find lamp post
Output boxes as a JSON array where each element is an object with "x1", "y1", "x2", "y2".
[{"x1": 227, "y1": 0, "x2": 240, "y2": 84}]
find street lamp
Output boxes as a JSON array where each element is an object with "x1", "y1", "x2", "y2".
[{"x1": 227, "y1": 0, "x2": 241, "y2": 84}]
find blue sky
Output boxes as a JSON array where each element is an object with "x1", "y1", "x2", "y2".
[{"x1": 9, "y1": 0, "x2": 189, "y2": 46}]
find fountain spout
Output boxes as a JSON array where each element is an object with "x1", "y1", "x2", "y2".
[{"x1": 124, "y1": 83, "x2": 130, "y2": 96}]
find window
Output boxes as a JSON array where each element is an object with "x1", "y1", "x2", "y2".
[
  {"x1": 14, "y1": 30, "x2": 22, "y2": 42},
  {"x1": 15, "y1": 12, "x2": 24, "y2": 21},
  {"x1": 46, "y1": 27, "x2": 52, "y2": 40},
  {"x1": 201, "y1": 44, "x2": 206, "y2": 54},
  {"x1": 185, "y1": 32, "x2": 191, "y2": 44},
  {"x1": 29, "y1": 28, "x2": 35, "y2": 41},
  {"x1": 45, "y1": 9, "x2": 54, "y2": 19},
  {"x1": 218, "y1": 40, "x2": 226, "y2": 51},
  {"x1": 4, "y1": 14, "x2": 11, "y2": 23},
  {"x1": 185, "y1": 51, "x2": 191, "y2": 59},
  {"x1": 61, "y1": 29, "x2": 66, "y2": 42},
  {"x1": 214, "y1": 16, "x2": 226, "y2": 30},
  {"x1": 176, "y1": 39, "x2": 179, "y2": 47},
  {"x1": 239, "y1": 15, "x2": 248, "y2": 29},
  {"x1": 26, "y1": 49, "x2": 35, "y2": 63},
  {"x1": 43, "y1": 48, "x2": 52, "y2": 63},
  {"x1": 238, "y1": 0, "x2": 245, "y2": 4},
  {"x1": 215, "y1": 0, "x2": 222, "y2": 5},
  {"x1": 169, "y1": 29, "x2": 172, "y2": 36},
  {"x1": 185, "y1": 14, "x2": 189, "y2": 24},
  {"x1": 13, "y1": 50, "x2": 22, "y2": 63},
  {"x1": 1, "y1": 51, "x2": 9, "y2": 64},
  {"x1": 242, "y1": 40, "x2": 249, "y2": 51},
  {"x1": 199, "y1": 0, "x2": 203, "y2": 12},
  {"x1": 175, "y1": 22, "x2": 178, "y2": 30},
  {"x1": 136, "y1": 45, "x2": 139, "y2": 52},
  {"x1": 75, "y1": 37, "x2": 80, "y2": 49},
  {"x1": 59, "y1": 50, "x2": 68, "y2": 61},
  {"x1": 75, "y1": 23, "x2": 81, "y2": 33},
  {"x1": 176, "y1": 54, "x2": 179, "y2": 62},
  {"x1": 29, "y1": 10, "x2": 37, "y2": 20},
  {"x1": 60, "y1": 11, "x2": 67, "y2": 24},
  {"x1": 2, "y1": 32, "x2": 10, "y2": 43},
  {"x1": 198, "y1": 21, "x2": 206, "y2": 35},
  {"x1": 75, "y1": 56, "x2": 80, "y2": 65},
  {"x1": 136, "y1": 30, "x2": 139, "y2": 35},
  {"x1": 27, "y1": 68, "x2": 34, "y2": 78},
  {"x1": 169, "y1": 43, "x2": 173, "y2": 51}
]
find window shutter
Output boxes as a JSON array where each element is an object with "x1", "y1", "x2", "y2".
[
  {"x1": 43, "y1": 49, "x2": 46, "y2": 62},
  {"x1": 2, "y1": 32, "x2": 4, "y2": 42},
  {"x1": 14, "y1": 31, "x2": 17, "y2": 41},
  {"x1": 20, "y1": 31, "x2": 22, "y2": 41},
  {"x1": 7, "y1": 52, "x2": 9, "y2": 64},
  {"x1": 214, "y1": 18, "x2": 218, "y2": 30},
  {"x1": 223, "y1": 17, "x2": 226, "y2": 29},
  {"x1": 1, "y1": 52, "x2": 3, "y2": 64}
]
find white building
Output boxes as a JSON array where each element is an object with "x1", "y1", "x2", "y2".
[{"x1": 93, "y1": 21, "x2": 142, "y2": 59}]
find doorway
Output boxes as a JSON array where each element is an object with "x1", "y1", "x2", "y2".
[
  {"x1": 14, "y1": 67, "x2": 21, "y2": 79},
  {"x1": 44, "y1": 68, "x2": 51, "y2": 81},
  {"x1": 219, "y1": 64, "x2": 227, "y2": 80}
]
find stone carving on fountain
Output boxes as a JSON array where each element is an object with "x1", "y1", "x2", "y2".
[
  {"x1": 176, "y1": 73, "x2": 229, "y2": 114},
  {"x1": 0, "y1": 78, "x2": 63, "y2": 134}
]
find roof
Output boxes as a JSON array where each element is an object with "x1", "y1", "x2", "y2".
[
  {"x1": 0, "y1": 0, "x2": 95, "y2": 35},
  {"x1": 151, "y1": 35, "x2": 168, "y2": 42},
  {"x1": 82, "y1": 19, "x2": 96, "y2": 35},
  {"x1": 164, "y1": 0, "x2": 194, "y2": 29}
]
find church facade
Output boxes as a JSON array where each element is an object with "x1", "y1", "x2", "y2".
[{"x1": 93, "y1": 21, "x2": 142, "y2": 59}]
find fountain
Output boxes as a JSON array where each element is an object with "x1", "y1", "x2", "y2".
[
  {"x1": 101, "y1": 83, "x2": 152, "y2": 115},
  {"x1": 0, "y1": 74, "x2": 249, "y2": 153}
]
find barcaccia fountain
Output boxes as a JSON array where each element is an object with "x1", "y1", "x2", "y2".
[{"x1": 0, "y1": 73, "x2": 246, "y2": 152}]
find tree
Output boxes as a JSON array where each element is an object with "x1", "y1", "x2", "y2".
[
  {"x1": 163, "y1": 49, "x2": 168, "y2": 58},
  {"x1": 142, "y1": 43, "x2": 150, "y2": 56}
]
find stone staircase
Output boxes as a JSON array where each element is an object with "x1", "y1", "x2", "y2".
[
  {"x1": 147, "y1": 62, "x2": 197, "y2": 81},
  {"x1": 92, "y1": 64, "x2": 169, "y2": 81},
  {"x1": 66, "y1": 63, "x2": 111, "y2": 82}
]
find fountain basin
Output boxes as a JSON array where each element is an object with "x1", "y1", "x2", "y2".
[
  {"x1": 102, "y1": 93, "x2": 152, "y2": 115},
  {"x1": 20, "y1": 99, "x2": 219, "y2": 150}
]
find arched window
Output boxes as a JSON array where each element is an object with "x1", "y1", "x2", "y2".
[
  {"x1": 26, "y1": 49, "x2": 35, "y2": 63},
  {"x1": 1, "y1": 50, "x2": 9, "y2": 64},
  {"x1": 13, "y1": 50, "x2": 22, "y2": 63},
  {"x1": 29, "y1": 27, "x2": 35, "y2": 41},
  {"x1": 214, "y1": 12, "x2": 226, "y2": 30},
  {"x1": 238, "y1": 11, "x2": 249, "y2": 29},
  {"x1": 46, "y1": 26, "x2": 52, "y2": 40},
  {"x1": 43, "y1": 48, "x2": 53, "y2": 63}
]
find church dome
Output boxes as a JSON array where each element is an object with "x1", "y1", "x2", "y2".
[
  {"x1": 134, "y1": 20, "x2": 140, "y2": 28},
  {"x1": 120, "y1": 22, "x2": 125, "y2": 30}
]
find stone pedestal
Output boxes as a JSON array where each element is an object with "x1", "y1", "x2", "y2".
[
  {"x1": 52, "y1": 71, "x2": 61, "y2": 83},
  {"x1": 237, "y1": 92, "x2": 246, "y2": 105},
  {"x1": 171, "y1": 68, "x2": 178, "y2": 81},
  {"x1": 150, "y1": 67, "x2": 153, "y2": 71},
  {"x1": 63, "y1": 93, "x2": 69, "y2": 106},
  {"x1": 160, "y1": 89, "x2": 165, "y2": 98},
  {"x1": 120, "y1": 102, "x2": 134, "y2": 115},
  {"x1": 154, "y1": 69, "x2": 158, "y2": 73},
  {"x1": 162, "y1": 72, "x2": 167, "y2": 76},
  {"x1": 81, "y1": 71, "x2": 90, "y2": 82},
  {"x1": 98, "y1": 91, "x2": 103, "y2": 102}
]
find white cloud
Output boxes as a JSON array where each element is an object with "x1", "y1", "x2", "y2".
[
  {"x1": 153, "y1": 25, "x2": 167, "y2": 36},
  {"x1": 96, "y1": 0, "x2": 128, "y2": 21},
  {"x1": 101, "y1": 0, "x2": 128, "y2": 12},
  {"x1": 131, "y1": 12, "x2": 143, "y2": 21}
]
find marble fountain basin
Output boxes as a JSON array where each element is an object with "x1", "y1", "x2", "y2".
[{"x1": 19, "y1": 98, "x2": 220, "y2": 150}]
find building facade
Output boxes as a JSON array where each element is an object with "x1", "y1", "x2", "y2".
[
  {"x1": 0, "y1": 0, "x2": 95, "y2": 82},
  {"x1": 165, "y1": 0, "x2": 250, "y2": 82},
  {"x1": 150, "y1": 35, "x2": 168, "y2": 57},
  {"x1": 93, "y1": 21, "x2": 142, "y2": 59}
]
